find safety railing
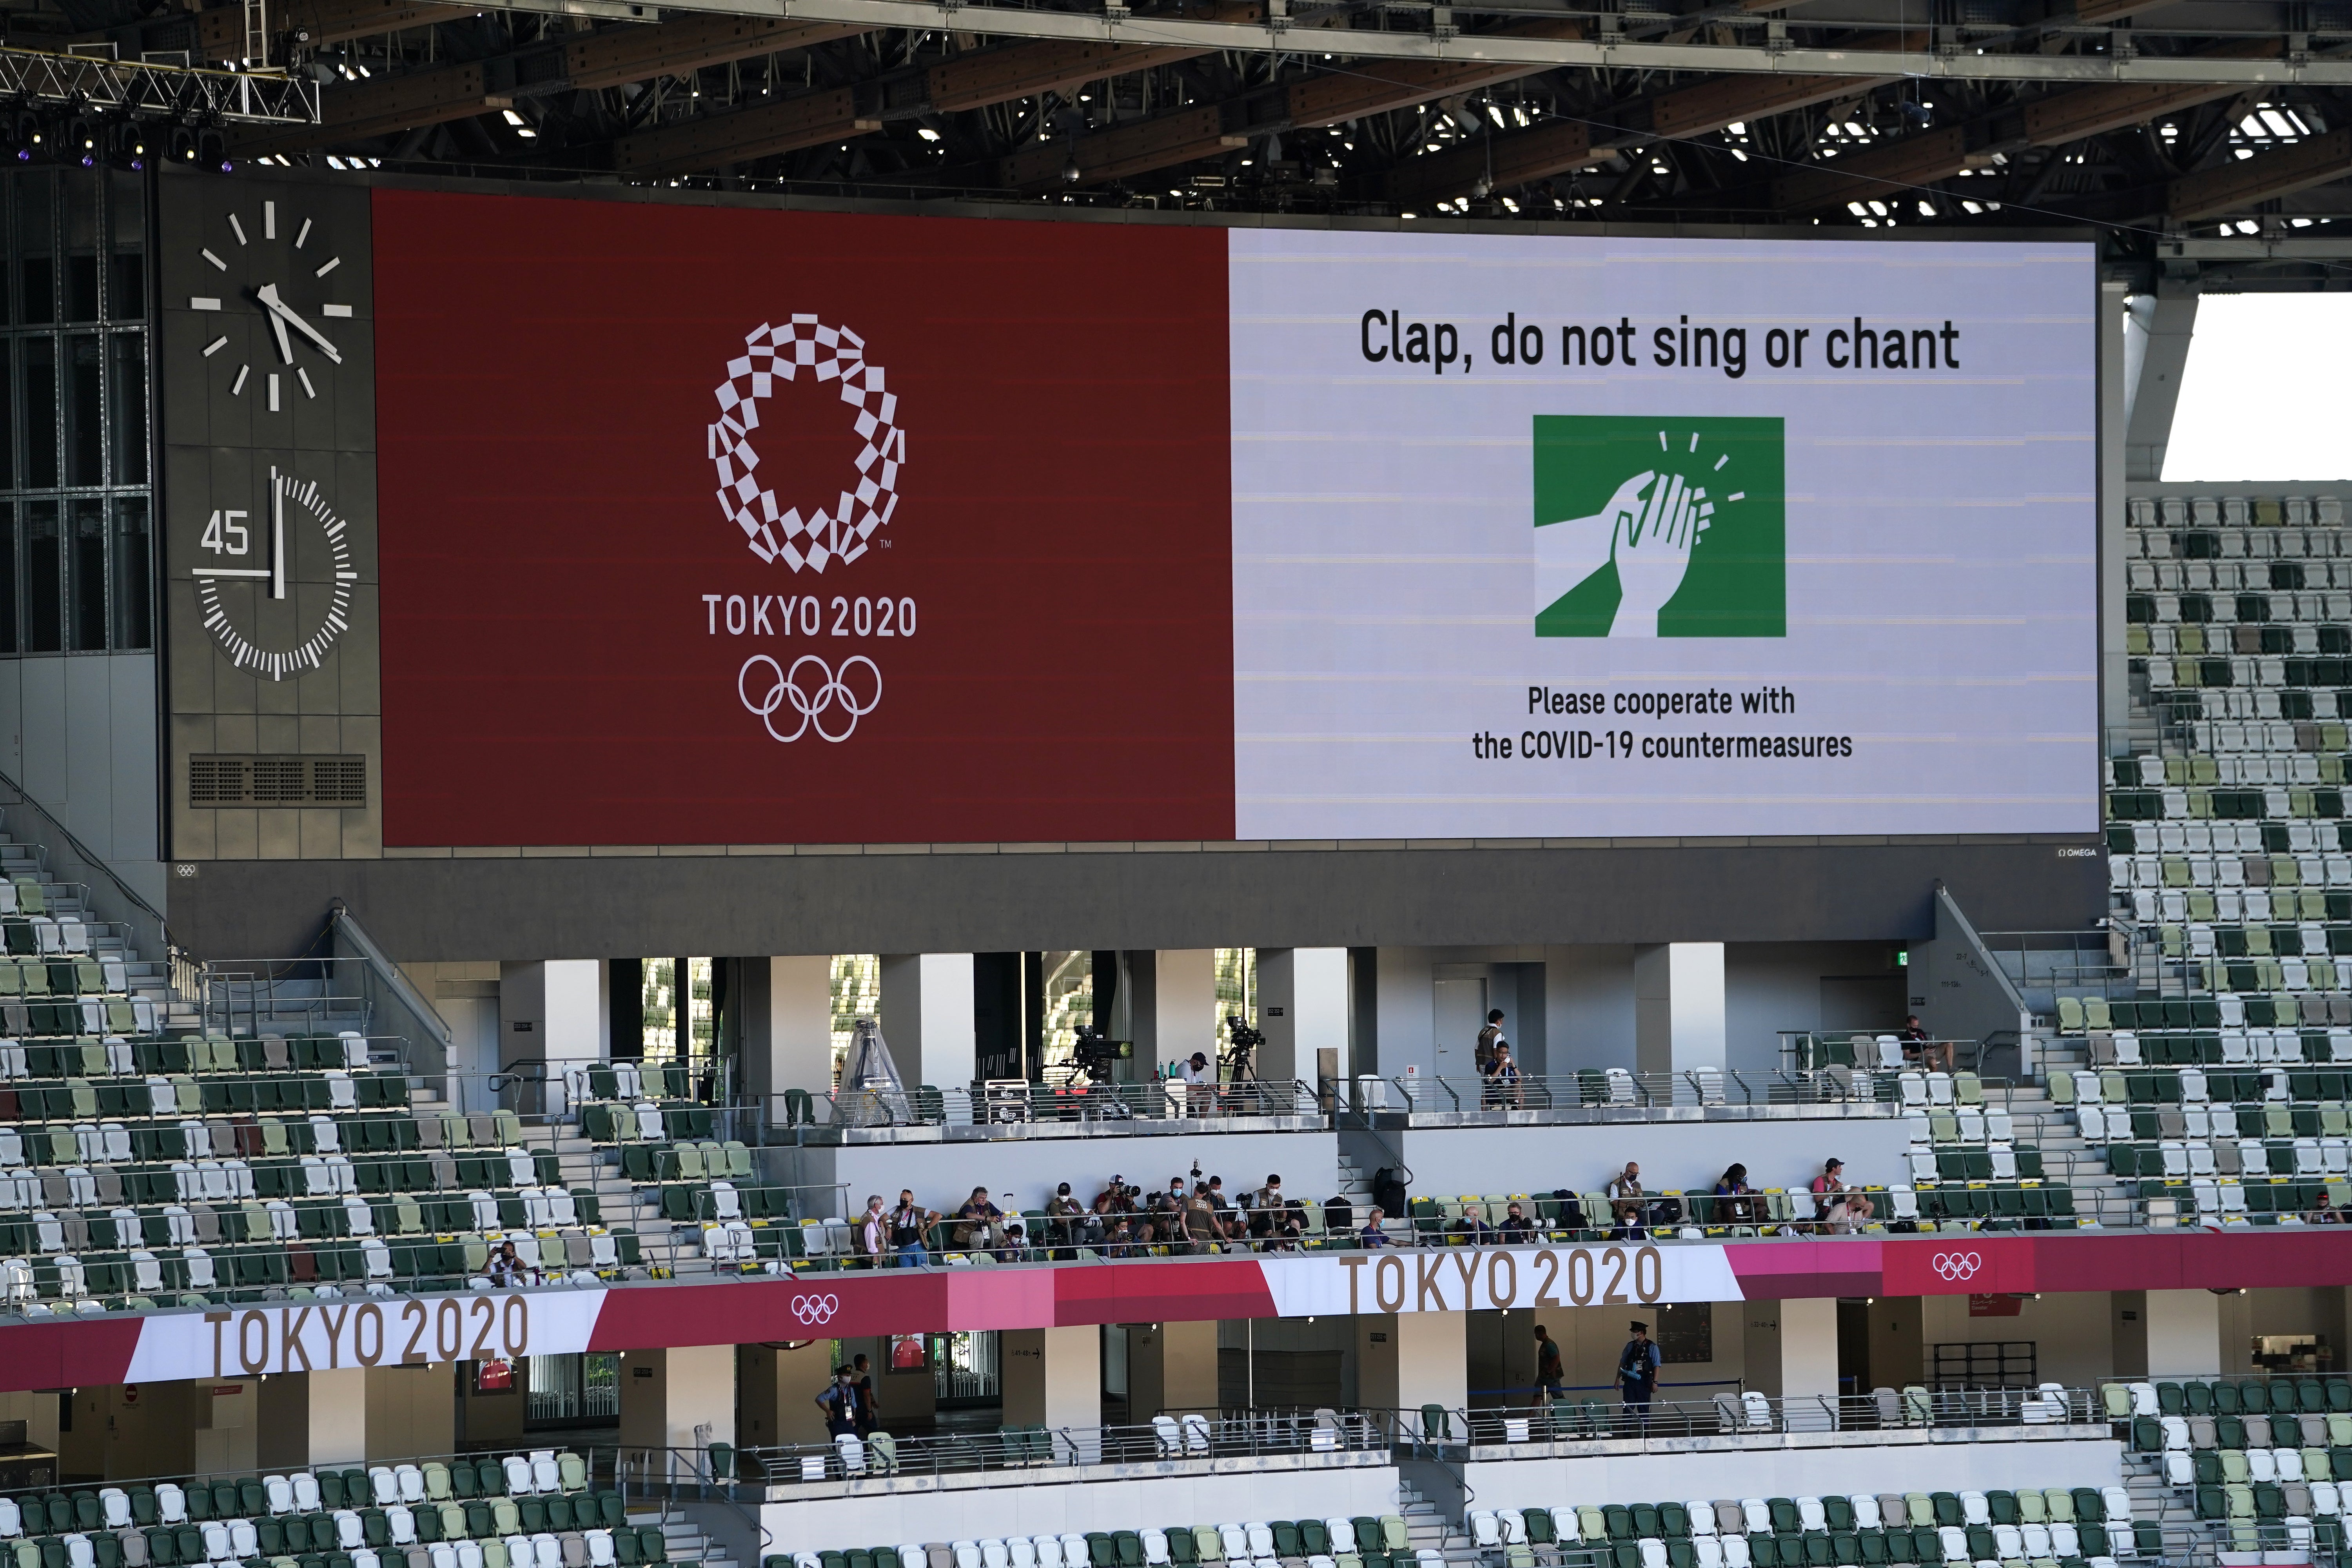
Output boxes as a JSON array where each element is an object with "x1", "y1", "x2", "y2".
[
  {"x1": 765, "y1": 1076, "x2": 1324, "y2": 1139},
  {"x1": 1359, "y1": 1068, "x2": 1994, "y2": 1119},
  {"x1": 742, "y1": 1407, "x2": 1403, "y2": 1490},
  {"x1": 0, "y1": 767, "x2": 181, "y2": 976},
  {"x1": 1439, "y1": 1385, "x2": 2098, "y2": 1447}
]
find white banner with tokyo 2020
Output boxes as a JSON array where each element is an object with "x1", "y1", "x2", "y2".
[
  {"x1": 1228, "y1": 229, "x2": 2099, "y2": 841},
  {"x1": 1259, "y1": 1243, "x2": 1744, "y2": 1316},
  {"x1": 122, "y1": 1289, "x2": 608, "y2": 1383}
]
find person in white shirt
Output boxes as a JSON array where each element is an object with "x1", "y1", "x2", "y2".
[{"x1": 1180, "y1": 1051, "x2": 1212, "y2": 1115}]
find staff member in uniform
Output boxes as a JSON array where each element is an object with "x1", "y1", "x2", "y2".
[{"x1": 1616, "y1": 1320, "x2": 1662, "y2": 1421}]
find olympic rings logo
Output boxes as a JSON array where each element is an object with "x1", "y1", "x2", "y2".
[
  {"x1": 1932, "y1": 1251, "x2": 1982, "y2": 1281},
  {"x1": 791, "y1": 1294, "x2": 840, "y2": 1326},
  {"x1": 740, "y1": 655, "x2": 882, "y2": 743}
]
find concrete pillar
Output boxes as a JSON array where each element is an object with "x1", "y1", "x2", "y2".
[
  {"x1": 255, "y1": 1368, "x2": 368, "y2": 1469},
  {"x1": 743, "y1": 956, "x2": 835, "y2": 1113},
  {"x1": 619, "y1": 1345, "x2": 737, "y2": 1477},
  {"x1": 499, "y1": 960, "x2": 604, "y2": 1115},
  {"x1": 2123, "y1": 280, "x2": 2198, "y2": 482},
  {"x1": 1129, "y1": 951, "x2": 1218, "y2": 1066},
  {"x1": 1258, "y1": 948, "x2": 1350, "y2": 1088},
  {"x1": 880, "y1": 953, "x2": 977, "y2": 1091},
  {"x1": 2146, "y1": 1289, "x2": 2225, "y2": 1377},
  {"x1": 1634, "y1": 943, "x2": 1725, "y2": 1077},
  {"x1": 1002, "y1": 1326, "x2": 1102, "y2": 1460},
  {"x1": 1744, "y1": 1297, "x2": 1840, "y2": 1428},
  {"x1": 1127, "y1": 1320, "x2": 1221, "y2": 1419},
  {"x1": 737, "y1": 1343, "x2": 836, "y2": 1450},
  {"x1": 2098, "y1": 277, "x2": 2131, "y2": 742},
  {"x1": 1357, "y1": 1312, "x2": 1467, "y2": 1428}
]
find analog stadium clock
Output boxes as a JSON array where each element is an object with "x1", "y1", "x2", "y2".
[
  {"x1": 192, "y1": 466, "x2": 356, "y2": 680},
  {"x1": 185, "y1": 196, "x2": 353, "y2": 413}
]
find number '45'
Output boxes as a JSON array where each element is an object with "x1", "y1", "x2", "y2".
[{"x1": 201, "y1": 510, "x2": 250, "y2": 555}]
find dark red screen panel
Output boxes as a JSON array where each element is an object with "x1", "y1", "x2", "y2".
[{"x1": 373, "y1": 191, "x2": 1234, "y2": 846}]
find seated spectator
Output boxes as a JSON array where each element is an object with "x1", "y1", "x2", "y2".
[
  {"x1": 1104, "y1": 1215, "x2": 1137, "y2": 1256},
  {"x1": 1208, "y1": 1176, "x2": 1238, "y2": 1228},
  {"x1": 2314, "y1": 1191, "x2": 2343, "y2": 1225},
  {"x1": 1898, "y1": 1014, "x2": 1953, "y2": 1072},
  {"x1": 1481, "y1": 1043, "x2": 1524, "y2": 1109},
  {"x1": 488, "y1": 1239, "x2": 538, "y2": 1287},
  {"x1": 1832, "y1": 1189, "x2": 1875, "y2": 1233},
  {"x1": 1249, "y1": 1174, "x2": 1286, "y2": 1237},
  {"x1": 1449, "y1": 1202, "x2": 1495, "y2": 1245},
  {"x1": 1259, "y1": 1202, "x2": 1305, "y2": 1252},
  {"x1": 1045, "y1": 1181, "x2": 1094, "y2": 1254},
  {"x1": 1808, "y1": 1158, "x2": 1846, "y2": 1230},
  {"x1": 888, "y1": 1190, "x2": 938, "y2": 1267},
  {"x1": 953, "y1": 1186, "x2": 1005, "y2": 1250},
  {"x1": 1606, "y1": 1162, "x2": 1647, "y2": 1239},
  {"x1": 998, "y1": 1218, "x2": 1030, "y2": 1262},
  {"x1": 1094, "y1": 1174, "x2": 1137, "y2": 1220},
  {"x1": 1496, "y1": 1201, "x2": 1536, "y2": 1243},
  {"x1": 1180, "y1": 1051, "x2": 1213, "y2": 1114},
  {"x1": 1713, "y1": 1163, "x2": 1759, "y2": 1225},
  {"x1": 1360, "y1": 1207, "x2": 1392, "y2": 1247}
]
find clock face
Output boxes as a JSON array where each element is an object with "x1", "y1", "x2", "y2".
[
  {"x1": 186, "y1": 196, "x2": 352, "y2": 414},
  {"x1": 192, "y1": 466, "x2": 356, "y2": 680}
]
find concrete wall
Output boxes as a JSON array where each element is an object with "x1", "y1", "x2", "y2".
[
  {"x1": 171, "y1": 840, "x2": 2104, "y2": 963},
  {"x1": 1461, "y1": 1435, "x2": 2125, "y2": 1514},
  {"x1": 1397, "y1": 1119, "x2": 1909, "y2": 1201},
  {"x1": 364, "y1": 1363, "x2": 457, "y2": 1460},
  {"x1": 758, "y1": 1457, "x2": 1402, "y2": 1553},
  {"x1": 0, "y1": 652, "x2": 163, "y2": 907},
  {"x1": 1918, "y1": 1290, "x2": 2118, "y2": 1390},
  {"x1": 787, "y1": 1132, "x2": 1343, "y2": 1217},
  {"x1": 1724, "y1": 943, "x2": 1903, "y2": 1077}
]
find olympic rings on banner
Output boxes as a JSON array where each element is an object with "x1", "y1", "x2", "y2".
[
  {"x1": 740, "y1": 655, "x2": 882, "y2": 743},
  {"x1": 1933, "y1": 1251, "x2": 1982, "y2": 1281},
  {"x1": 791, "y1": 1294, "x2": 840, "y2": 1325}
]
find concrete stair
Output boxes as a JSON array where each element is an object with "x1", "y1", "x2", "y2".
[{"x1": 632, "y1": 1506, "x2": 737, "y2": 1568}]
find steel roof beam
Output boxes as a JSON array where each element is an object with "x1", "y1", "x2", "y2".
[{"x1": 456, "y1": 0, "x2": 2352, "y2": 87}]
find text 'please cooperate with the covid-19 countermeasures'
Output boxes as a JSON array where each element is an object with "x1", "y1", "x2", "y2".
[{"x1": 1474, "y1": 684, "x2": 1857, "y2": 764}]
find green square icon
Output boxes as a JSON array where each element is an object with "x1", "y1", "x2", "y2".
[{"x1": 1532, "y1": 415, "x2": 1785, "y2": 638}]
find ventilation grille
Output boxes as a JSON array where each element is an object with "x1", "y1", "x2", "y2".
[{"x1": 189, "y1": 755, "x2": 368, "y2": 808}]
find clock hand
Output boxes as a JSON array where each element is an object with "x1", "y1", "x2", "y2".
[
  {"x1": 255, "y1": 282, "x2": 345, "y2": 365},
  {"x1": 264, "y1": 303, "x2": 294, "y2": 366}
]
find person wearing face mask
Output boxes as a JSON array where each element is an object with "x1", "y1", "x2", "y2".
[{"x1": 1045, "y1": 1180, "x2": 1094, "y2": 1254}]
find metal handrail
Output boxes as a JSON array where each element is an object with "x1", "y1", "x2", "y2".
[
  {"x1": 742, "y1": 1406, "x2": 1397, "y2": 1487},
  {"x1": 0, "y1": 762, "x2": 182, "y2": 977}
]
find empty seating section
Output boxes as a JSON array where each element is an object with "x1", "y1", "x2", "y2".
[
  {"x1": 1459, "y1": 1488, "x2": 2152, "y2": 1568},
  {"x1": 0, "y1": 1451, "x2": 664, "y2": 1568},
  {"x1": 2107, "y1": 499, "x2": 2352, "y2": 999},
  {"x1": 2047, "y1": 1047, "x2": 2352, "y2": 1223},
  {"x1": 0, "y1": 1030, "x2": 648, "y2": 1311},
  {"x1": 2091, "y1": 504, "x2": 2352, "y2": 1225},
  {"x1": 767, "y1": 1491, "x2": 2157, "y2": 1568},
  {"x1": 2114, "y1": 1374, "x2": 2352, "y2": 1552},
  {"x1": 770, "y1": 1516, "x2": 1422, "y2": 1568}
]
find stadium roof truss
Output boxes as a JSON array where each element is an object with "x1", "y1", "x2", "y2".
[{"x1": 36, "y1": 0, "x2": 2352, "y2": 268}]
